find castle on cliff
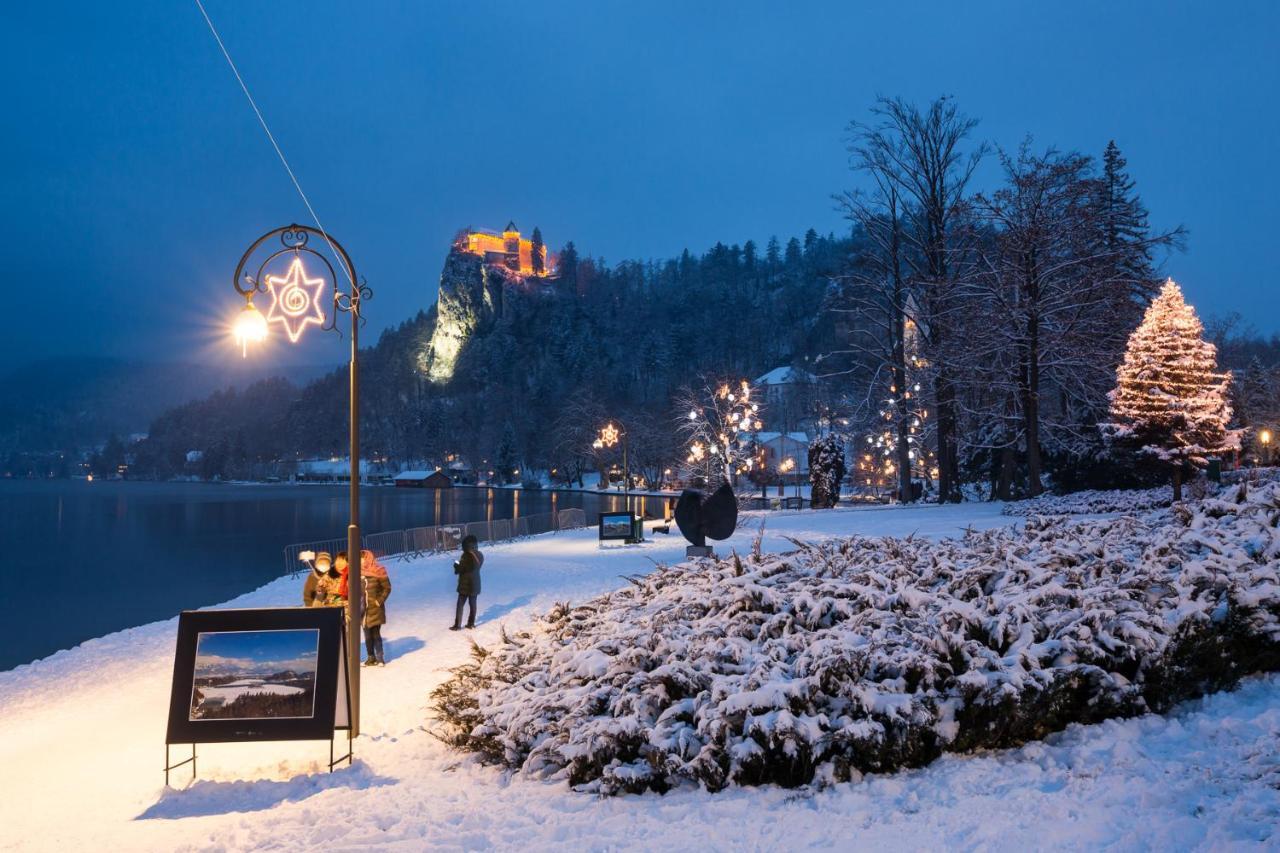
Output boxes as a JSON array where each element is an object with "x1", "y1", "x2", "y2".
[{"x1": 454, "y1": 221, "x2": 551, "y2": 277}]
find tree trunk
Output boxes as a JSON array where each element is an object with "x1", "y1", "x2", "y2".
[
  {"x1": 1172, "y1": 465, "x2": 1182, "y2": 502},
  {"x1": 996, "y1": 440, "x2": 1016, "y2": 501},
  {"x1": 935, "y1": 372, "x2": 960, "y2": 502},
  {"x1": 1022, "y1": 317, "x2": 1043, "y2": 497},
  {"x1": 892, "y1": 350, "x2": 912, "y2": 504},
  {"x1": 891, "y1": 203, "x2": 913, "y2": 504}
]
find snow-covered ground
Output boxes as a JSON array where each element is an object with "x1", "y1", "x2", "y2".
[{"x1": 1, "y1": 501, "x2": 1276, "y2": 851}]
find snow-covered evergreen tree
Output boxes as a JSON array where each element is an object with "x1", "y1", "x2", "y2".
[
  {"x1": 1103, "y1": 280, "x2": 1238, "y2": 499},
  {"x1": 1100, "y1": 140, "x2": 1159, "y2": 301},
  {"x1": 808, "y1": 433, "x2": 846, "y2": 507}
]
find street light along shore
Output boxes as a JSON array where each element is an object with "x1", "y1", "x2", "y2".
[
  {"x1": 593, "y1": 420, "x2": 629, "y2": 514},
  {"x1": 231, "y1": 224, "x2": 371, "y2": 738}
]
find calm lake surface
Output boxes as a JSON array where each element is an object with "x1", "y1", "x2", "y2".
[{"x1": 0, "y1": 479, "x2": 662, "y2": 671}]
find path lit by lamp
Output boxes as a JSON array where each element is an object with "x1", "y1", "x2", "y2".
[{"x1": 265, "y1": 257, "x2": 327, "y2": 343}]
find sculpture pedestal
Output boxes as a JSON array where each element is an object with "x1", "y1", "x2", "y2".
[{"x1": 685, "y1": 545, "x2": 714, "y2": 559}]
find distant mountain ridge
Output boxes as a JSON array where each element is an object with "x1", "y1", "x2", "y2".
[{"x1": 0, "y1": 356, "x2": 333, "y2": 453}]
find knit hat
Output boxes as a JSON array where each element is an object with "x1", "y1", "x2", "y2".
[{"x1": 315, "y1": 551, "x2": 332, "y2": 566}]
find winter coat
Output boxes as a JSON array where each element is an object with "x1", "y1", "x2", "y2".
[
  {"x1": 454, "y1": 549, "x2": 484, "y2": 596},
  {"x1": 362, "y1": 563, "x2": 391, "y2": 627},
  {"x1": 303, "y1": 570, "x2": 321, "y2": 606},
  {"x1": 314, "y1": 571, "x2": 342, "y2": 606},
  {"x1": 337, "y1": 564, "x2": 350, "y2": 601}
]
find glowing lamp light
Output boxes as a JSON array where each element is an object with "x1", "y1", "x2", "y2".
[
  {"x1": 264, "y1": 257, "x2": 327, "y2": 343},
  {"x1": 232, "y1": 300, "x2": 269, "y2": 357},
  {"x1": 1262, "y1": 429, "x2": 1272, "y2": 446},
  {"x1": 688, "y1": 409, "x2": 699, "y2": 421}
]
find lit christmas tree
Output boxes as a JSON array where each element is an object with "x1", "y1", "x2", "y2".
[
  {"x1": 855, "y1": 325, "x2": 936, "y2": 499},
  {"x1": 1103, "y1": 279, "x2": 1238, "y2": 500}
]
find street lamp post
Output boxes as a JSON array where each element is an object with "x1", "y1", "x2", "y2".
[
  {"x1": 232, "y1": 224, "x2": 371, "y2": 738},
  {"x1": 593, "y1": 421, "x2": 629, "y2": 514}
]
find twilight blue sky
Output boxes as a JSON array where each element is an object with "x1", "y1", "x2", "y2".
[{"x1": 3, "y1": 1, "x2": 1277, "y2": 371}]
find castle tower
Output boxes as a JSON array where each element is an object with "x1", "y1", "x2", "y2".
[{"x1": 502, "y1": 221, "x2": 521, "y2": 271}]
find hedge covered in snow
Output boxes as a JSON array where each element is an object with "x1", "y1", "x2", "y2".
[
  {"x1": 1001, "y1": 485, "x2": 1177, "y2": 516},
  {"x1": 431, "y1": 483, "x2": 1280, "y2": 795}
]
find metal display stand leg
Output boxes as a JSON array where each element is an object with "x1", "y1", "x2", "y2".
[
  {"x1": 164, "y1": 743, "x2": 196, "y2": 787},
  {"x1": 329, "y1": 729, "x2": 353, "y2": 772}
]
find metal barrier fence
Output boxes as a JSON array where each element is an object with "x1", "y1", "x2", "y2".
[{"x1": 283, "y1": 507, "x2": 589, "y2": 576}]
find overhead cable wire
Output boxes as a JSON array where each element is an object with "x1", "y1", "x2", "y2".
[{"x1": 193, "y1": 0, "x2": 355, "y2": 287}]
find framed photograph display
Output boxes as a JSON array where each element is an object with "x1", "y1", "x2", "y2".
[
  {"x1": 598, "y1": 511, "x2": 635, "y2": 541},
  {"x1": 165, "y1": 607, "x2": 348, "y2": 745}
]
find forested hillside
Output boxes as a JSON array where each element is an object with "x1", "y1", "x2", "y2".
[
  {"x1": 130, "y1": 230, "x2": 849, "y2": 480},
  {"x1": 86, "y1": 96, "x2": 1280, "y2": 495}
]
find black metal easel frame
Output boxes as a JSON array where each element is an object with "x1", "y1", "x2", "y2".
[{"x1": 164, "y1": 626, "x2": 355, "y2": 786}]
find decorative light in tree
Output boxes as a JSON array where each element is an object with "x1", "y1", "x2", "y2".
[
  {"x1": 264, "y1": 257, "x2": 327, "y2": 343},
  {"x1": 681, "y1": 379, "x2": 761, "y2": 486},
  {"x1": 857, "y1": 391, "x2": 935, "y2": 493}
]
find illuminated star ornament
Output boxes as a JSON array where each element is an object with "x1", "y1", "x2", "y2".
[{"x1": 264, "y1": 257, "x2": 327, "y2": 342}]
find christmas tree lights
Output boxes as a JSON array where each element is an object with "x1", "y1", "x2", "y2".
[{"x1": 1103, "y1": 279, "x2": 1239, "y2": 499}]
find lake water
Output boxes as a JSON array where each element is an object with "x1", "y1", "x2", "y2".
[{"x1": 0, "y1": 479, "x2": 664, "y2": 671}]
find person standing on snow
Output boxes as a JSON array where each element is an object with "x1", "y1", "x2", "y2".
[
  {"x1": 450, "y1": 534, "x2": 484, "y2": 631},
  {"x1": 303, "y1": 551, "x2": 338, "y2": 606},
  {"x1": 332, "y1": 551, "x2": 350, "y2": 606},
  {"x1": 361, "y1": 550, "x2": 391, "y2": 666}
]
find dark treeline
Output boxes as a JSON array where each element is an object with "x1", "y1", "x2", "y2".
[
  {"x1": 128, "y1": 232, "x2": 848, "y2": 481},
  {"x1": 831, "y1": 97, "x2": 1280, "y2": 501},
  {"x1": 830, "y1": 96, "x2": 1192, "y2": 500}
]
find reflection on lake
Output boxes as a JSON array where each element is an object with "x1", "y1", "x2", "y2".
[{"x1": 0, "y1": 479, "x2": 663, "y2": 671}]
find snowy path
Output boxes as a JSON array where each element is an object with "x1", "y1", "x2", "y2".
[{"x1": 1, "y1": 502, "x2": 1276, "y2": 851}]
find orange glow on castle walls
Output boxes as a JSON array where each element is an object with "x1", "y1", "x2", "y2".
[{"x1": 455, "y1": 222, "x2": 551, "y2": 276}]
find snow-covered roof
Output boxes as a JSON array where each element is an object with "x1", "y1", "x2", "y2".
[
  {"x1": 393, "y1": 470, "x2": 436, "y2": 481},
  {"x1": 751, "y1": 431, "x2": 809, "y2": 445},
  {"x1": 754, "y1": 366, "x2": 816, "y2": 386},
  {"x1": 296, "y1": 458, "x2": 372, "y2": 475}
]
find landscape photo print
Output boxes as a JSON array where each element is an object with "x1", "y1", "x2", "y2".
[
  {"x1": 189, "y1": 628, "x2": 319, "y2": 721},
  {"x1": 598, "y1": 512, "x2": 634, "y2": 540},
  {"x1": 166, "y1": 606, "x2": 345, "y2": 744}
]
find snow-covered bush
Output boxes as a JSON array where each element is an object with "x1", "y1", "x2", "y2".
[
  {"x1": 808, "y1": 434, "x2": 845, "y2": 509},
  {"x1": 1001, "y1": 485, "x2": 1179, "y2": 516},
  {"x1": 432, "y1": 483, "x2": 1280, "y2": 794}
]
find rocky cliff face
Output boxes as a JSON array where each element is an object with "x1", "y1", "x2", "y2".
[{"x1": 421, "y1": 249, "x2": 504, "y2": 383}]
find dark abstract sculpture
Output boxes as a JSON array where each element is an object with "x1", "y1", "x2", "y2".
[{"x1": 674, "y1": 483, "x2": 738, "y2": 556}]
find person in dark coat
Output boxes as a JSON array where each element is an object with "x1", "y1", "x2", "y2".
[
  {"x1": 302, "y1": 552, "x2": 335, "y2": 606},
  {"x1": 361, "y1": 550, "x2": 391, "y2": 666},
  {"x1": 450, "y1": 534, "x2": 484, "y2": 630}
]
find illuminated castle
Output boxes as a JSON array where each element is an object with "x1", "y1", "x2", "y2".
[{"x1": 454, "y1": 221, "x2": 551, "y2": 277}]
